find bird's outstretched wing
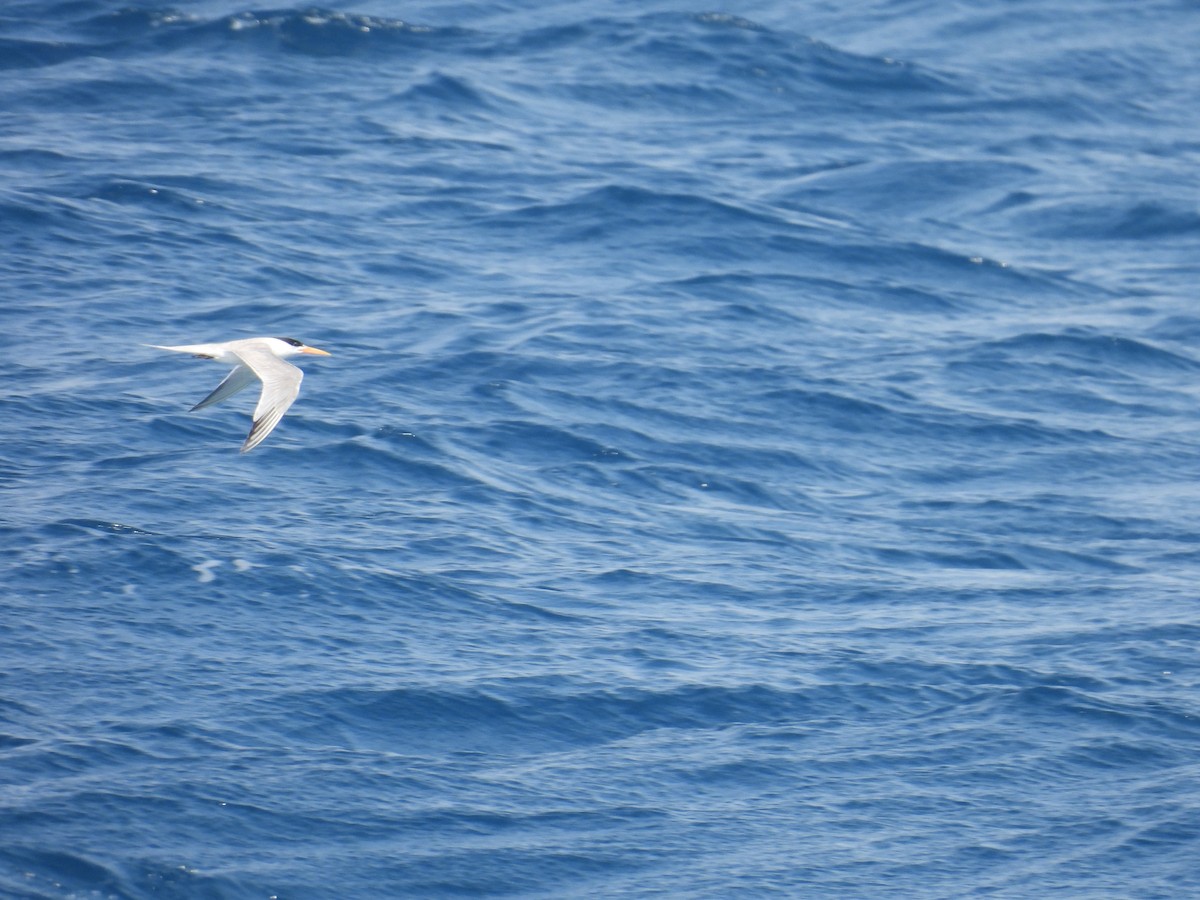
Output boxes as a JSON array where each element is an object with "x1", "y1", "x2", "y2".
[
  {"x1": 232, "y1": 345, "x2": 304, "y2": 453},
  {"x1": 190, "y1": 365, "x2": 258, "y2": 411}
]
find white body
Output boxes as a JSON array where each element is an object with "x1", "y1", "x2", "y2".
[{"x1": 153, "y1": 337, "x2": 330, "y2": 452}]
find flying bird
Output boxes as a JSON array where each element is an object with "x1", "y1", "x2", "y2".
[{"x1": 152, "y1": 337, "x2": 331, "y2": 452}]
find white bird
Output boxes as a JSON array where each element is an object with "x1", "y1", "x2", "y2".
[{"x1": 152, "y1": 337, "x2": 331, "y2": 453}]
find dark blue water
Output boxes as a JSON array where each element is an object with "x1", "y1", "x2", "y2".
[{"x1": 3, "y1": 1, "x2": 1200, "y2": 896}]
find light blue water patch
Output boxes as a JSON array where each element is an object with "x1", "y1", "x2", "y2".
[{"x1": 2, "y1": 1, "x2": 1200, "y2": 897}]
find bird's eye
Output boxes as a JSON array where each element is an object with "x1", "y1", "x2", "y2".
[{"x1": 279, "y1": 337, "x2": 304, "y2": 347}]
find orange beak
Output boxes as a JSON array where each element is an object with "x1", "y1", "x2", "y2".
[{"x1": 301, "y1": 346, "x2": 332, "y2": 356}]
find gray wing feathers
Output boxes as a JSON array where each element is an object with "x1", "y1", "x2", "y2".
[
  {"x1": 233, "y1": 346, "x2": 304, "y2": 453},
  {"x1": 240, "y1": 389, "x2": 298, "y2": 453},
  {"x1": 190, "y1": 365, "x2": 258, "y2": 411}
]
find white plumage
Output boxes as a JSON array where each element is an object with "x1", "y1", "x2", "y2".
[{"x1": 153, "y1": 336, "x2": 331, "y2": 453}]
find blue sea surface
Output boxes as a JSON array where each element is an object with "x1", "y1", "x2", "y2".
[{"x1": 3, "y1": 0, "x2": 1200, "y2": 896}]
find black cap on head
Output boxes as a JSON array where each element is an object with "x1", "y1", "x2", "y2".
[{"x1": 278, "y1": 337, "x2": 305, "y2": 347}]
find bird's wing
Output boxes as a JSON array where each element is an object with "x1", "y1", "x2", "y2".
[
  {"x1": 190, "y1": 365, "x2": 259, "y2": 411},
  {"x1": 232, "y1": 344, "x2": 304, "y2": 453}
]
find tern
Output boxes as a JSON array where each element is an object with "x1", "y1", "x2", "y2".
[{"x1": 152, "y1": 337, "x2": 331, "y2": 453}]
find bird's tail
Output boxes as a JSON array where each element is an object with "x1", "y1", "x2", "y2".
[{"x1": 146, "y1": 343, "x2": 219, "y2": 359}]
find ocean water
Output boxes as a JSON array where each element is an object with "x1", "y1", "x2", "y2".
[{"x1": 3, "y1": 0, "x2": 1200, "y2": 896}]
